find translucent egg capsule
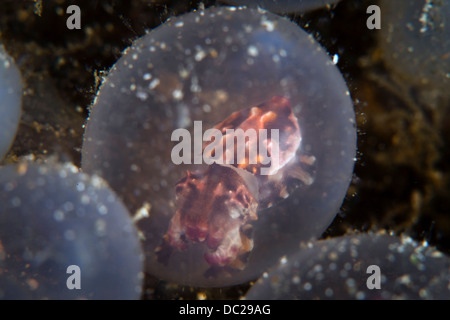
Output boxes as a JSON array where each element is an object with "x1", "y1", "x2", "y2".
[
  {"x1": 246, "y1": 233, "x2": 450, "y2": 300},
  {"x1": 0, "y1": 44, "x2": 22, "y2": 160},
  {"x1": 82, "y1": 6, "x2": 356, "y2": 287},
  {"x1": 0, "y1": 162, "x2": 144, "y2": 299}
]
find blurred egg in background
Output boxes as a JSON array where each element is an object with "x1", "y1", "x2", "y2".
[
  {"x1": 246, "y1": 233, "x2": 450, "y2": 300},
  {"x1": 0, "y1": 161, "x2": 144, "y2": 299},
  {"x1": 0, "y1": 43, "x2": 22, "y2": 160}
]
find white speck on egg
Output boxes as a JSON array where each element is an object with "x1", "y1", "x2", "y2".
[
  {"x1": 332, "y1": 54, "x2": 339, "y2": 65},
  {"x1": 172, "y1": 89, "x2": 184, "y2": 101},
  {"x1": 149, "y1": 78, "x2": 160, "y2": 89},
  {"x1": 136, "y1": 91, "x2": 148, "y2": 101},
  {"x1": 247, "y1": 45, "x2": 259, "y2": 57},
  {"x1": 195, "y1": 49, "x2": 207, "y2": 62}
]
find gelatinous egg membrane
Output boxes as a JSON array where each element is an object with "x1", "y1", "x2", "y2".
[
  {"x1": 82, "y1": 6, "x2": 356, "y2": 287},
  {"x1": 0, "y1": 44, "x2": 22, "y2": 160},
  {"x1": 0, "y1": 162, "x2": 143, "y2": 299},
  {"x1": 246, "y1": 233, "x2": 450, "y2": 300}
]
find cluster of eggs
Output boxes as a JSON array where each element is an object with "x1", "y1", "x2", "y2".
[{"x1": 0, "y1": 45, "x2": 143, "y2": 299}]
